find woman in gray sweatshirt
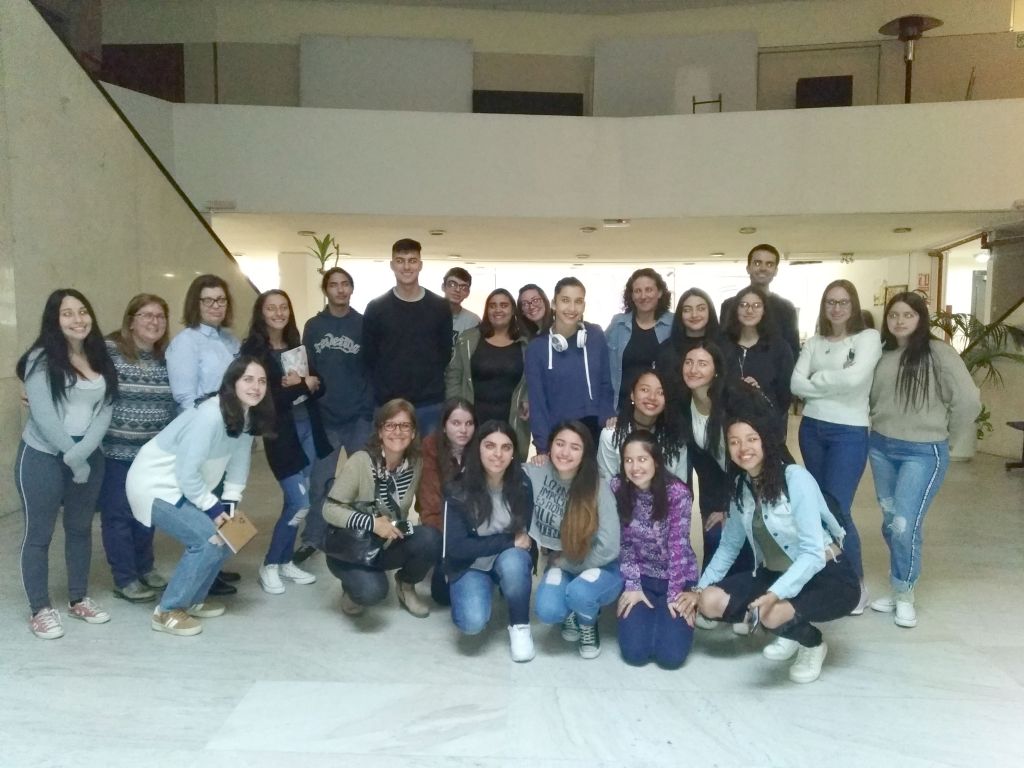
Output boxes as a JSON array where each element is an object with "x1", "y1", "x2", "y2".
[{"x1": 868, "y1": 291, "x2": 980, "y2": 629}]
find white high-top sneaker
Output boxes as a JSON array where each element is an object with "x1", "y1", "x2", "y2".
[
  {"x1": 508, "y1": 624, "x2": 536, "y2": 662},
  {"x1": 789, "y1": 642, "x2": 828, "y2": 683},
  {"x1": 258, "y1": 564, "x2": 285, "y2": 595},
  {"x1": 894, "y1": 589, "x2": 917, "y2": 628}
]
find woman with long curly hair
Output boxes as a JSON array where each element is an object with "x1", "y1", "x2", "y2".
[{"x1": 606, "y1": 268, "x2": 674, "y2": 409}]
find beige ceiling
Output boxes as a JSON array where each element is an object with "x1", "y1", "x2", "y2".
[
  {"x1": 303, "y1": 0, "x2": 805, "y2": 15},
  {"x1": 211, "y1": 210, "x2": 1022, "y2": 265}
]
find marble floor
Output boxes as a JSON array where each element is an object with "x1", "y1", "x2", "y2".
[{"x1": 2, "y1": 443, "x2": 1023, "y2": 767}]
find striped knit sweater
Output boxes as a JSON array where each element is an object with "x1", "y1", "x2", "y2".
[{"x1": 102, "y1": 339, "x2": 177, "y2": 462}]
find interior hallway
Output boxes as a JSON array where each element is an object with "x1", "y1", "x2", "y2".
[{"x1": 1, "y1": 437, "x2": 1022, "y2": 767}]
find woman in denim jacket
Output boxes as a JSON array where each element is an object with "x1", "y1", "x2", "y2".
[{"x1": 676, "y1": 400, "x2": 859, "y2": 684}]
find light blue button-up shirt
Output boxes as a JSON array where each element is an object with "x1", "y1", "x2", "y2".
[{"x1": 165, "y1": 324, "x2": 240, "y2": 411}]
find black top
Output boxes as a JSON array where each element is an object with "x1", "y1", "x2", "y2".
[
  {"x1": 619, "y1": 319, "x2": 661, "y2": 409},
  {"x1": 722, "y1": 335, "x2": 795, "y2": 430},
  {"x1": 362, "y1": 289, "x2": 454, "y2": 406},
  {"x1": 721, "y1": 292, "x2": 800, "y2": 361},
  {"x1": 471, "y1": 339, "x2": 523, "y2": 425}
]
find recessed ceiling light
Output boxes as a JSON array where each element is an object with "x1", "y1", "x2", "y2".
[
  {"x1": 297, "y1": 230, "x2": 315, "y2": 237},
  {"x1": 429, "y1": 229, "x2": 446, "y2": 236},
  {"x1": 738, "y1": 226, "x2": 757, "y2": 235},
  {"x1": 580, "y1": 226, "x2": 597, "y2": 234},
  {"x1": 576, "y1": 253, "x2": 590, "y2": 259},
  {"x1": 893, "y1": 227, "x2": 912, "y2": 233},
  {"x1": 162, "y1": 273, "x2": 175, "y2": 278},
  {"x1": 449, "y1": 254, "x2": 461, "y2": 259},
  {"x1": 710, "y1": 252, "x2": 725, "y2": 258},
  {"x1": 602, "y1": 219, "x2": 630, "y2": 228}
]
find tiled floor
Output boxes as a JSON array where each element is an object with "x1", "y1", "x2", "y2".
[{"x1": 2, "y1": 444, "x2": 1022, "y2": 767}]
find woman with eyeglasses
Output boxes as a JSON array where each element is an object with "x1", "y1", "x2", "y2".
[
  {"x1": 446, "y1": 288, "x2": 530, "y2": 460},
  {"x1": 240, "y1": 289, "x2": 332, "y2": 596},
  {"x1": 791, "y1": 281, "x2": 881, "y2": 614},
  {"x1": 517, "y1": 284, "x2": 551, "y2": 340},
  {"x1": 322, "y1": 399, "x2": 442, "y2": 618},
  {"x1": 16, "y1": 289, "x2": 117, "y2": 639},
  {"x1": 165, "y1": 274, "x2": 241, "y2": 595},
  {"x1": 97, "y1": 294, "x2": 178, "y2": 604},
  {"x1": 867, "y1": 291, "x2": 979, "y2": 629},
  {"x1": 721, "y1": 285, "x2": 794, "y2": 434},
  {"x1": 605, "y1": 268, "x2": 674, "y2": 410}
]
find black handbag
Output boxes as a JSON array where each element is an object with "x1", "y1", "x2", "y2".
[{"x1": 323, "y1": 500, "x2": 387, "y2": 566}]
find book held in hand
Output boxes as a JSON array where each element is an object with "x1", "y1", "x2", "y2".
[{"x1": 216, "y1": 510, "x2": 258, "y2": 553}]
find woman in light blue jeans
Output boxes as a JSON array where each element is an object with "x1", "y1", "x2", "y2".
[
  {"x1": 868, "y1": 292, "x2": 980, "y2": 629},
  {"x1": 444, "y1": 421, "x2": 536, "y2": 662},
  {"x1": 525, "y1": 421, "x2": 622, "y2": 660},
  {"x1": 126, "y1": 356, "x2": 276, "y2": 636}
]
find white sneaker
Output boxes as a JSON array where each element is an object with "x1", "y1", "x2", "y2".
[
  {"x1": 850, "y1": 584, "x2": 869, "y2": 616},
  {"x1": 280, "y1": 561, "x2": 317, "y2": 585},
  {"x1": 695, "y1": 615, "x2": 718, "y2": 630},
  {"x1": 258, "y1": 564, "x2": 285, "y2": 595},
  {"x1": 869, "y1": 594, "x2": 896, "y2": 613},
  {"x1": 732, "y1": 621, "x2": 751, "y2": 636},
  {"x1": 762, "y1": 637, "x2": 800, "y2": 661},
  {"x1": 789, "y1": 642, "x2": 828, "y2": 683},
  {"x1": 894, "y1": 590, "x2": 917, "y2": 628},
  {"x1": 508, "y1": 624, "x2": 536, "y2": 662}
]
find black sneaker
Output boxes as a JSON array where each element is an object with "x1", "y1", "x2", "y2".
[
  {"x1": 292, "y1": 544, "x2": 319, "y2": 565},
  {"x1": 208, "y1": 576, "x2": 237, "y2": 596},
  {"x1": 560, "y1": 612, "x2": 580, "y2": 642},
  {"x1": 218, "y1": 570, "x2": 241, "y2": 583},
  {"x1": 578, "y1": 622, "x2": 601, "y2": 659}
]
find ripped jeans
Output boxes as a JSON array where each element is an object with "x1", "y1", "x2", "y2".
[
  {"x1": 534, "y1": 562, "x2": 622, "y2": 627},
  {"x1": 265, "y1": 418, "x2": 316, "y2": 565},
  {"x1": 868, "y1": 432, "x2": 949, "y2": 593}
]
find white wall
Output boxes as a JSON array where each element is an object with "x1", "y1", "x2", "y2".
[
  {"x1": 594, "y1": 32, "x2": 757, "y2": 116},
  {"x1": 102, "y1": 83, "x2": 176, "y2": 171},
  {"x1": 299, "y1": 36, "x2": 473, "y2": 112},
  {"x1": 136, "y1": 98, "x2": 1024, "y2": 221}
]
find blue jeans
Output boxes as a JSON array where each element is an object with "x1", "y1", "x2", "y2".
[
  {"x1": 265, "y1": 418, "x2": 316, "y2": 565},
  {"x1": 617, "y1": 575, "x2": 694, "y2": 670},
  {"x1": 534, "y1": 562, "x2": 623, "y2": 627},
  {"x1": 868, "y1": 432, "x2": 949, "y2": 593},
  {"x1": 303, "y1": 418, "x2": 373, "y2": 549},
  {"x1": 151, "y1": 498, "x2": 232, "y2": 611},
  {"x1": 799, "y1": 416, "x2": 869, "y2": 579},
  {"x1": 99, "y1": 457, "x2": 156, "y2": 588},
  {"x1": 449, "y1": 547, "x2": 533, "y2": 632},
  {"x1": 326, "y1": 525, "x2": 442, "y2": 606}
]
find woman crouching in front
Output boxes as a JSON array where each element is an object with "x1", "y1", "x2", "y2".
[
  {"x1": 322, "y1": 399, "x2": 441, "y2": 618},
  {"x1": 676, "y1": 397, "x2": 858, "y2": 683},
  {"x1": 126, "y1": 356, "x2": 275, "y2": 636},
  {"x1": 444, "y1": 420, "x2": 536, "y2": 661}
]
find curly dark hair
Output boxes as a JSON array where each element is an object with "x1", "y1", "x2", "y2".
[
  {"x1": 722, "y1": 285, "x2": 778, "y2": 342},
  {"x1": 725, "y1": 385, "x2": 791, "y2": 506},
  {"x1": 610, "y1": 369, "x2": 685, "y2": 468},
  {"x1": 622, "y1": 268, "x2": 671, "y2": 316}
]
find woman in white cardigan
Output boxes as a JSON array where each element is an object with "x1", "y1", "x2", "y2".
[{"x1": 791, "y1": 280, "x2": 880, "y2": 614}]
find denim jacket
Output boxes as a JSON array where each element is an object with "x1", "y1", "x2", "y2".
[
  {"x1": 605, "y1": 311, "x2": 674, "y2": 405},
  {"x1": 696, "y1": 464, "x2": 846, "y2": 600}
]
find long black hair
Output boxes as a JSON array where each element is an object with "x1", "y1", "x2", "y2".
[
  {"x1": 676, "y1": 341, "x2": 728, "y2": 463},
  {"x1": 454, "y1": 420, "x2": 530, "y2": 532},
  {"x1": 725, "y1": 388, "x2": 791, "y2": 506},
  {"x1": 881, "y1": 291, "x2": 935, "y2": 409},
  {"x1": 245, "y1": 290, "x2": 301, "y2": 351},
  {"x1": 437, "y1": 397, "x2": 475, "y2": 487},
  {"x1": 668, "y1": 287, "x2": 720, "y2": 351},
  {"x1": 17, "y1": 289, "x2": 117, "y2": 406},
  {"x1": 218, "y1": 356, "x2": 276, "y2": 438},
  {"x1": 723, "y1": 285, "x2": 778, "y2": 342},
  {"x1": 614, "y1": 430, "x2": 672, "y2": 524},
  {"x1": 610, "y1": 369, "x2": 685, "y2": 467}
]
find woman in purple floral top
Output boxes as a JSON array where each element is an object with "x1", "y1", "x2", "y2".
[{"x1": 612, "y1": 430, "x2": 697, "y2": 669}]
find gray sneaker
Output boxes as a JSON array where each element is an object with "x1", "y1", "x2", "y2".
[
  {"x1": 578, "y1": 621, "x2": 601, "y2": 659},
  {"x1": 560, "y1": 612, "x2": 580, "y2": 642},
  {"x1": 140, "y1": 571, "x2": 168, "y2": 590},
  {"x1": 114, "y1": 580, "x2": 157, "y2": 603}
]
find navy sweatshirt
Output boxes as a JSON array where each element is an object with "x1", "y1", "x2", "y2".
[{"x1": 302, "y1": 309, "x2": 374, "y2": 427}]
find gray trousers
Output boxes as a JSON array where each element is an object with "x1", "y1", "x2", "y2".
[{"x1": 16, "y1": 442, "x2": 105, "y2": 614}]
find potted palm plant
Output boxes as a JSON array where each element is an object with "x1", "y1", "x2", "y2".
[
  {"x1": 306, "y1": 233, "x2": 341, "y2": 275},
  {"x1": 930, "y1": 310, "x2": 1024, "y2": 457}
]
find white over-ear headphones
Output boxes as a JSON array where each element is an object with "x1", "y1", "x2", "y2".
[{"x1": 549, "y1": 324, "x2": 587, "y2": 353}]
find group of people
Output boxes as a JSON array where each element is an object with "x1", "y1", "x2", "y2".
[{"x1": 15, "y1": 238, "x2": 981, "y2": 684}]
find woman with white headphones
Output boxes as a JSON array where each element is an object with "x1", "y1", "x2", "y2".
[{"x1": 524, "y1": 277, "x2": 614, "y2": 457}]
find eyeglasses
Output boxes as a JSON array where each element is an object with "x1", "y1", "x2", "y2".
[
  {"x1": 738, "y1": 302, "x2": 763, "y2": 311},
  {"x1": 825, "y1": 299, "x2": 851, "y2": 308},
  {"x1": 520, "y1": 297, "x2": 545, "y2": 309},
  {"x1": 444, "y1": 280, "x2": 470, "y2": 292},
  {"x1": 382, "y1": 421, "x2": 414, "y2": 434},
  {"x1": 199, "y1": 297, "x2": 228, "y2": 308},
  {"x1": 134, "y1": 312, "x2": 167, "y2": 322}
]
